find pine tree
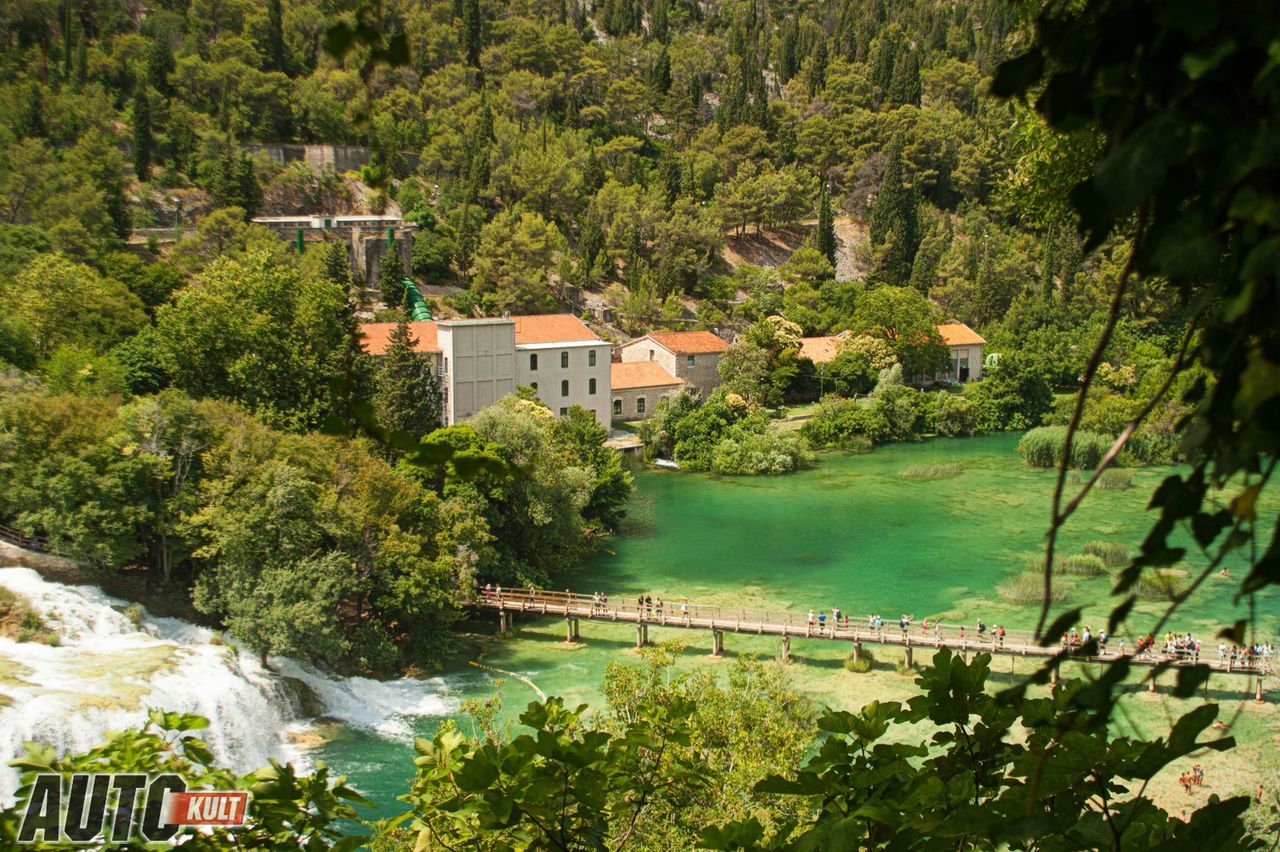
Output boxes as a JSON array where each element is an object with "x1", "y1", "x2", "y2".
[
  {"x1": 651, "y1": 46, "x2": 672, "y2": 95},
  {"x1": 462, "y1": 0, "x2": 482, "y2": 67},
  {"x1": 132, "y1": 86, "x2": 152, "y2": 180},
  {"x1": 373, "y1": 315, "x2": 444, "y2": 450},
  {"x1": 778, "y1": 19, "x2": 800, "y2": 83},
  {"x1": 816, "y1": 184, "x2": 837, "y2": 269},
  {"x1": 234, "y1": 155, "x2": 261, "y2": 218},
  {"x1": 650, "y1": 0, "x2": 669, "y2": 43},
  {"x1": 381, "y1": 257, "x2": 406, "y2": 309},
  {"x1": 322, "y1": 242, "x2": 352, "y2": 290},
  {"x1": 806, "y1": 38, "x2": 828, "y2": 95},
  {"x1": 146, "y1": 39, "x2": 174, "y2": 97},
  {"x1": 868, "y1": 137, "x2": 920, "y2": 285},
  {"x1": 266, "y1": 0, "x2": 288, "y2": 72},
  {"x1": 888, "y1": 47, "x2": 921, "y2": 107},
  {"x1": 16, "y1": 83, "x2": 44, "y2": 139},
  {"x1": 578, "y1": 206, "x2": 605, "y2": 287}
]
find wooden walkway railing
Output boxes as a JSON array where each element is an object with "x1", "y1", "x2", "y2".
[
  {"x1": 0, "y1": 523, "x2": 46, "y2": 552},
  {"x1": 467, "y1": 587, "x2": 1273, "y2": 695}
]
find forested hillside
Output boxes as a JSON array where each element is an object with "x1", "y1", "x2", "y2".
[{"x1": 0, "y1": 0, "x2": 1203, "y2": 669}]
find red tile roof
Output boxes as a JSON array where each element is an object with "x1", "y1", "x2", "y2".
[
  {"x1": 644, "y1": 331, "x2": 729, "y2": 354},
  {"x1": 798, "y1": 336, "x2": 840, "y2": 364},
  {"x1": 513, "y1": 314, "x2": 599, "y2": 344},
  {"x1": 359, "y1": 321, "x2": 439, "y2": 355},
  {"x1": 610, "y1": 362, "x2": 684, "y2": 390},
  {"x1": 936, "y1": 323, "x2": 986, "y2": 346}
]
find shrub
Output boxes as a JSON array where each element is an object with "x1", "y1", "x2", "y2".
[
  {"x1": 710, "y1": 430, "x2": 813, "y2": 475},
  {"x1": 1082, "y1": 540, "x2": 1128, "y2": 567},
  {"x1": 1018, "y1": 426, "x2": 1112, "y2": 469},
  {"x1": 801, "y1": 399, "x2": 881, "y2": 449},
  {"x1": 1059, "y1": 554, "x2": 1106, "y2": 576},
  {"x1": 929, "y1": 392, "x2": 978, "y2": 436},
  {"x1": 898, "y1": 463, "x2": 964, "y2": 480},
  {"x1": 1134, "y1": 571, "x2": 1184, "y2": 601},
  {"x1": 843, "y1": 648, "x2": 876, "y2": 672},
  {"x1": 997, "y1": 571, "x2": 1069, "y2": 605},
  {"x1": 1097, "y1": 468, "x2": 1133, "y2": 490}
]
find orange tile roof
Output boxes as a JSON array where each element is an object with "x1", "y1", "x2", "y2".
[
  {"x1": 610, "y1": 361, "x2": 684, "y2": 390},
  {"x1": 512, "y1": 314, "x2": 599, "y2": 344},
  {"x1": 798, "y1": 336, "x2": 840, "y2": 364},
  {"x1": 359, "y1": 321, "x2": 439, "y2": 355},
  {"x1": 936, "y1": 322, "x2": 986, "y2": 346},
  {"x1": 645, "y1": 331, "x2": 729, "y2": 354}
]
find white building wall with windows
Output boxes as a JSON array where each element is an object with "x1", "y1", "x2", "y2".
[{"x1": 515, "y1": 341, "x2": 612, "y2": 428}]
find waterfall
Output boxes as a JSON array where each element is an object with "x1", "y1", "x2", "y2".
[{"x1": 0, "y1": 567, "x2": 458, "y2": 807}]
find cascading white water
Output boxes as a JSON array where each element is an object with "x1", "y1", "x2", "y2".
[{"x1": 0, "y1": 567, "x2": 458, "y2": 807}]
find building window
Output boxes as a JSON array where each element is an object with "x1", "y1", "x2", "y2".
[
  {"x1": 637, "y1": 397, "x2": 646, "y2": 414},
  {"x1": 444, "y1": 357, "x2": 449, "y2": 373},
  {"x1": 530, "y1": 353, "x2": 538, "y2": 371},
  {"x1": 530, "y1": 382, "x2": 538, "y2": 391},
  {"x1": 559, "y1": 407, "x2": 568, "y2": 416},
  {"x1": 648, "y1": 349, "x2": 655, "y2": 361},
  {"x1": 561, "y1": 351, "x2": 569, "y2": 368},
  {"x1": 588, "y1": 349, "x2": 597, "y2": 367},
  {"x1": 561, "y1": 380, "x2": 569, "y2": 397},
  {"x1": 612, "y1": 399, "x2": 622, "y2": 416},
  {"x1": 686, "y1": 354, "x2": 695, "y2": 367},
  {"x1": 589, "y1": 378, "x2": 597, "y2": 395}
]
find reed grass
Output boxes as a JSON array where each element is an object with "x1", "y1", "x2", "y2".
[
  {"x1": 997, "y1": 571, "x2": 1069, "y2": 604},
  {"x1": 1098, "y1": 468, "x2": 1134, "y2": 490},
  {"x1": 1082, "y1": 540, "x2": 1128, "y2": 567},
  {"x1": 898, "y1": 463, "x2": 964, "y2": 480},
  {"x1": 1059, "y1": 554, "x2": 1107, "y2": 576}
]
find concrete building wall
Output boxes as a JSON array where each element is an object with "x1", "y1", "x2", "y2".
[
  {"x1": 438, "y1": 320, "x2": 517, "y2": 424},
  {"x1": 516, "y1": 343, "x2": 612, "y2": 429},
  {"x1": 611, "y1": 385, "x2": 682, "y2": 422}
]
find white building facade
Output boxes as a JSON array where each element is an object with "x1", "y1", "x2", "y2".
[{"x1": 361, "y1": 314, "x2": 612, "y2": 429}]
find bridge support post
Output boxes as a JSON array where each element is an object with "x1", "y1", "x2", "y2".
[
  {"x1": 712, "y1": 630, "x2": 724, "y2": 657},
  {"x1": 781, "y1": 636, "x2": 790, "y2": 664},
  {"x1": 635, "y1": 623, "x2": 648, "y2": 649},
  {"x1": 1256, "y1": 675, "x2": 1265, "y2": 704},
  {"x1": 853, "y1": 641, "x2": 863, "y2": 663},
  {"x1": 566, "y1": 618, "x2": 580, "y2": 643},
  {"x1": 1050, "y1": 660, "x2": 1059, "y2": 687},
  {"x1": 498, "y1": 610, "x2": 510, "y2": 635},
  {"x1": 904, "y1": 642, "x2": 913, "y2": 669},
  {"x1": 1148, "y1": 673, "x2": 1157, "y2": 694}
]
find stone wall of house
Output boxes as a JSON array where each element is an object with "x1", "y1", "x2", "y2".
[
  {"x1": 672, "y1": 353, "x2": 723, "y2": 401},
  {"x1": 611, "y1": 385, "x2": 682, "y2": 422}
]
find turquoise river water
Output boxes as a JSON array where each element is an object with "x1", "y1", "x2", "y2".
[{"x1": 315, "y1": 432, "x2": 1279, "y2": 819}]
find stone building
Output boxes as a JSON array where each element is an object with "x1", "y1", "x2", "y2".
[
  {"x1": 609, "y1": 362, "x2": 684, "y2": 422},
  {"x1": 616, "y1": 331, "x2": 729, "y2": 401}
]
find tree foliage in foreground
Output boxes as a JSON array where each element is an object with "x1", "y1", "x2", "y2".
[{"x1": 5, "y1": 652, "x2": 1269, "y2": 850}]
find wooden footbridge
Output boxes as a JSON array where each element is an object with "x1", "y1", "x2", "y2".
[{"x1": 469, "y1": 587, "x2": 1273, "y2": 701}]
